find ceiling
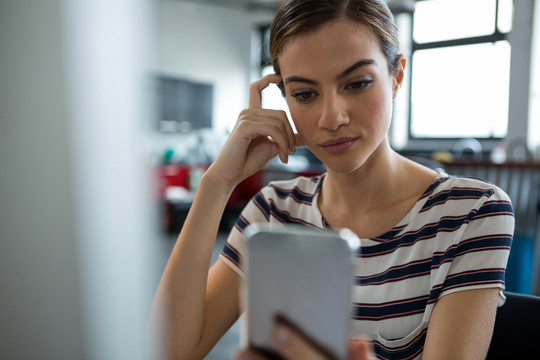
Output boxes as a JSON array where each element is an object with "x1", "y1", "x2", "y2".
[
  {"x1": 175, "y1": 0, "x2": 415, "y2": 13},
  {"x1": 176, "y1": 0, "x2": 284, "y2": 12}
]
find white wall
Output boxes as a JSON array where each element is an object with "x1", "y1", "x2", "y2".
[
  {"x1": 149, "y1": 1, "x2": 273, "y2": 162},
  {"x1": 0, "y1": 1, "x2": 84, "y2": 358},
  {"x1": 0, "y1": 0, "x2": 159, "y2": 358},
  {"x1": 158, "y1": 1, "x2": 251, "y2": 133},
  {"x1": 64, "y1": 0, "x2": 160, "y2": 358},
  {"x1": 506, "y1": 0, "x2": 536, "y2": 156}
]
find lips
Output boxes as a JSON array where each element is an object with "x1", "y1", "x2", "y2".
[{"x1": 319, "y1": 137, "x2": 359, "y2": 154}]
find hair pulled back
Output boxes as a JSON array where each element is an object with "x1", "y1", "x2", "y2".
[{"x1": 269, "y1": 0, "x2": 401, "y2": 75}]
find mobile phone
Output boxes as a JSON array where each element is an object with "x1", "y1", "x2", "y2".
[{"x1": 241, "y1": 224, "x2": 360, "y2": 359}]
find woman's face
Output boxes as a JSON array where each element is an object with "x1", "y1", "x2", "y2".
[{"x1": 278, "y1": 19, "x2": 404, "y2": 173}]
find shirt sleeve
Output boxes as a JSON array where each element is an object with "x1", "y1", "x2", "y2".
[
  {"x1": 219, "y1": 190, "x2": 271, "y2": 278},
  {"x1": 434, "y1": 184, "x2": 514, "y2": 306},
  {"x1": 220, "y1": 224, "x2": 247, "y2": 278}
]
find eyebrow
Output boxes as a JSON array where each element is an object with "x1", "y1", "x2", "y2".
[
  {"x1": 337, "y1": 59, "x2": 376, "y2": 80},
  {"x1": 284, "y1": 59, "x2": 376, "y2": 86}
]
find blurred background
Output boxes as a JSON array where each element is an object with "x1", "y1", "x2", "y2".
[{"x1": 1, "y1": 0, "x2": 539, "y2": 359}]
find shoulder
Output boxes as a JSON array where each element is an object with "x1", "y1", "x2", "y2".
[
  {"x1": 430, "y1": 174, "x2": 512, "y2": 203},
  {"x1": 258, "y1": 174, "x2": 323, "y2": 204},
  {"x1": 416, "y1": 173, "x2": 514, "y2": 228},
  {"x1": 230, "y1": 174, "x2": 325, "y2": 244}
]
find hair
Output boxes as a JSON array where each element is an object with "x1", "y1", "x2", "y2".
[{"x1": 269, "y1": 0, "x2": 401, "y2": 76}]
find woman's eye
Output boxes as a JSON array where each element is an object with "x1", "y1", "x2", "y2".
[
  {"x1": 291, "y1": 91, "x2": 318, "y2": 103},
  {"x1": 346, "y1": 79, "x2": 373, "y2": 92}
]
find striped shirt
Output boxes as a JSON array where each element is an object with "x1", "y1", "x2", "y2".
[{"x1": 220, "y1": 172, "x2": 514, "y2": 360}]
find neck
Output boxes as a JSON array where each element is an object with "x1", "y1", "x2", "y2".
[{"x1": 321, "y1": 140, "x2": 404, "y2": 215}]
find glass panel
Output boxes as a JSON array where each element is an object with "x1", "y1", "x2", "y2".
[
  {"x1": 410, "y1": 41, "x2": 510, "y2": 138},
  {"x1": 413, "y1": 0, "x2": 496, "y2": 43},
  {"x1": 497, "y1": 0, "x2": 513, "y2": 33}
]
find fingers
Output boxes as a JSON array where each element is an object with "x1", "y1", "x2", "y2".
[
  {"x1": 238, "y1": 73, "x2": 298, "y2": 165},
  {"x1": 249, "y1": 73, "x2": 283, "y2": 109},
  {"x1": 235, "y1": 337, "x2": 375, "y2": 360},
  {"x1": 270, "y1": 323, "x2": 331, "y2": 360},
  {"x1": 237, "y1": 108, "x2": 296, "y2": 163},
  {"x1": 270, "y1": 327, "x2": 375, "y2": 360},
  {"x1": 234, "y1": 348, "x2": 267, "y2": 360}
]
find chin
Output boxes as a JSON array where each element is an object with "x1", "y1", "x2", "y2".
[{"x1": 307, "y1": 142, "x2": 375, "y2": 174}]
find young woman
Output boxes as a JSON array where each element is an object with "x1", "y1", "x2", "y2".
[{"x1": 152, "y1": 1, "x2": 514, "y2": 359}]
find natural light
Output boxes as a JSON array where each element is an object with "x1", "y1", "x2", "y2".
[{"x1": 410, "y1": 41, "x2": 511, "y2": 138}]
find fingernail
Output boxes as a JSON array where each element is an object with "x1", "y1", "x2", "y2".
[
  {"x1": 237, "y1": 353, "x2": 254, "y2": 360},
  {"x1": 272, "y1": 325, "x2": 291, "y2": 347}
]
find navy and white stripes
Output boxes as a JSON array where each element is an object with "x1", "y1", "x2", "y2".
[{"x1": 220, "y1": 173, "x2": 514, "y2": 359}]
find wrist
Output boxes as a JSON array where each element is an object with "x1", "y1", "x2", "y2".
[{"x1": 199, "y1": 169, "x2": 237, "y2": 199}]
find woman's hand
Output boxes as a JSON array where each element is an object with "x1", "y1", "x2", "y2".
[
  {"x1": 235, "y1": 321, "x2": 374, "y2": 360},
  {"x1": 205, "y1": 74, "x2": 302, "y2": 189}
]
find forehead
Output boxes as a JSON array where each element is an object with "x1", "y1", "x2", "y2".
[{"x1": 279, "y1": 19, "x2": 386, "y2": 77}]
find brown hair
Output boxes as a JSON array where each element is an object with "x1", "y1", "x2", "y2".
[{"x1": 269, "y1": 0, "x2": 401, "y2": 75}]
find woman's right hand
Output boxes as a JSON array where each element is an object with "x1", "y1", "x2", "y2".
[{"x1": 205, "y1": 74, "x2": 301, "y2": 189}]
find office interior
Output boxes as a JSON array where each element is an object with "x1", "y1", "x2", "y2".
[{"x1": 1, "y1": 0, "x2": 539, "y2": 359}]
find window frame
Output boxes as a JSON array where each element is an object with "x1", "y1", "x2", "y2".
[{"x1": 406, "y1": 0, "x2": 511, "y2": 144}]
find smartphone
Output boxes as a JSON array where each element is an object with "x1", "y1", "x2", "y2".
[{"x1": 241, "y1": 224, "x2": 360, "y2": 359}]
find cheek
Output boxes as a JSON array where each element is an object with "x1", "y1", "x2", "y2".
[
  {"x1": 288, "y1": 105, "x2": 312, "y2": 136},
  {"x1": 361, "y1": 90, "x2": 393, "y2": 128}
]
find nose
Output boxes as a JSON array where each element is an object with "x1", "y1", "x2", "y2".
[{"x1": 318, "y1": 92, "x2": 350, "y2": 131}]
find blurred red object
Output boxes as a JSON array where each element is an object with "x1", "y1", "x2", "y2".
[
  {"x1": 227, "y1": 171, "x2": 263, "y2": 210},
  {"x1": 156, "y1": 164, "x2": 190, "y2": 197}
]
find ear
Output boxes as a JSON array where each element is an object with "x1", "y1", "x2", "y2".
[{"x1": 392, "y1": 55, "x2": 406, "y2": 99}]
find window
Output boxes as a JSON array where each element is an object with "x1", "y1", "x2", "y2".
[{"x1": 409, "y1": 0, "x2": 513, "y2": 140}]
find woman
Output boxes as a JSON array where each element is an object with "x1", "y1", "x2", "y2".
[{"x1": 152, "y1": 1, "x2": 514, "y2": 359}]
